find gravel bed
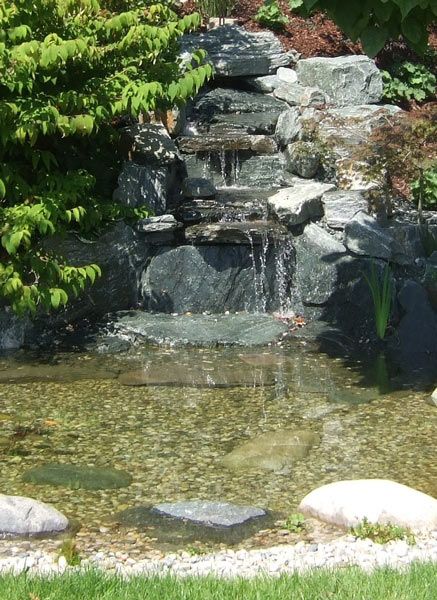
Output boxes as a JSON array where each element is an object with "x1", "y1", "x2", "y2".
[{"x1": 0, "y1": 534, "x2": 436, "y2": 578}]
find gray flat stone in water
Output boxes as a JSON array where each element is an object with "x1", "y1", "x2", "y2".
[
  {"x1": 0, "y1": 495, "x2": 69, "y2": 536},
  {"x1": 23, "y1": 464, "x2": 132, "y2": 490},
  {"x1": 153, "y1": 501, "x2": 266, "y2": 528},
  {"x1": 222, "y1": 429, "x2": 320, "y2": 473},
  {"x1": 112, "y1": 313, "x2": 289, "y2": 347}
]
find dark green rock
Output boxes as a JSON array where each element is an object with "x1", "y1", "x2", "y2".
[{"x1": 23, "y1": 464, "x2": 132, "y2": 490}]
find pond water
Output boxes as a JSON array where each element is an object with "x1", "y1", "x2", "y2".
[{"x1": 0, "y1": 341, "x2": 436, "y2": 548}]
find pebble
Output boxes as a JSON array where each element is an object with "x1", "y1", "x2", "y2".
[{"x1": 0, "y1": 534, "x2": 436, "y2": 577}]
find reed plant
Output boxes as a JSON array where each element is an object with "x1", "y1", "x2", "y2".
[{"x1": 363, "y1": 262, "x2": 394, "y2": 340}]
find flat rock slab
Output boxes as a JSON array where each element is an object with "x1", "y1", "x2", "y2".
[
  {"x1": 118, "y1": 363, "x2": 275, "y2": 388},
  {"x1": 153, "y1": 501, "x2": 266, "y2": 528},
  {"x1": 185, "y1": 221, "x2": 288, "y2": 245},
  {"x1": 112, "y1": 313, "x2": 290, "y2": 347},
  {"x1": 222, "y1": 429, "x2": 320, "y2": 473},
  {"x1": 0, "y1": 495, "x2": 68, "y2": 536},
  {"x1": 299, "y1": 479, "x2": 437, "y2": 532},
  {"x1": 181, "y1": 26, "x2": 292, "y2": 77},
  {"x1": 192, "y1": 88, "x2": 285, "y2": 117},
  {"x1": 23, "y1": 464, "x2": 132, "y2": 490},
  {"x1": 268, "y1": 182, "x2": 335, "y2": 227}
]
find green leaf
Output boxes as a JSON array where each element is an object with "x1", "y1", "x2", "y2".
[{"x1": 360, "y1": 25, "x2": 388, "y2": 57}]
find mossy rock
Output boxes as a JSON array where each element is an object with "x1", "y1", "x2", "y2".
[{"x1": 22, "y1": 464, "x2": 132, "y2": 490}]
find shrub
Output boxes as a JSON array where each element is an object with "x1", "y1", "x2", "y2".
[
  {"x1": 255, "y1": 0, "x2": 289, "y2": 31},
  {"x1": 411, "y1": 167, "x2": 437, "y2": 210},
  {"x1": 382, "y1": 61, "x2": 437, "y2": 104},
  {"x1": 0, "y1": 0, "x2": 212, "y2": 315}
]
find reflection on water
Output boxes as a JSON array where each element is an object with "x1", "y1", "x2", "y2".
[{"x1": 0, "y1": 345, "x2": 436, "y2": 542}]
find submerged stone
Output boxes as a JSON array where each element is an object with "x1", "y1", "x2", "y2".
[
  {"x1": 22, "y1": 464, "x2": 132, "y2": 490},
  {"x1": 112, "y1": 313, "x2": 290, "y2": 347},
  {"x1": 153, "y1": 501, "x2": 266, "y2": 528},
  {"x1": 222, "y1": 429, "x2": 320, "y2": 473},
  {"x1": 0, "y1": 495, "x2": 69, "y2": 536}
]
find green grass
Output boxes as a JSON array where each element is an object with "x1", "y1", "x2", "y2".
[{"x1": 0, "y1": 564, "x2": 436, "y2": 599}]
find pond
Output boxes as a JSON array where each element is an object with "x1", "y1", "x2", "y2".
[{"x1": 0, "y1": 341, "x2": 435, "y2": 550}]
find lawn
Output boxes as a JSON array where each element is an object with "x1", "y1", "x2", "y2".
[{"x1": 0, "y1": 563, "x2": 435, "y2": 600}]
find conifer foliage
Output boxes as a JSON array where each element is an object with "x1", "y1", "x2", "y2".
[{"x1": 0, "y1": 0, "x2": 212, "y2": 314}]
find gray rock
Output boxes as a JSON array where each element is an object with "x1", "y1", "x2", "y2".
[
  {"x1": 135, "y1": 215, "x2": 182, "y2": 244},
  {"x1": 182, "y1": 178, "x2": 216, "y2": 199},
  {"x1": 275, "y1": 108, "x2": 301, "y2": 147},
  {"x1": 181, "y1": 26, "x2": 292, "y2": 77},
  {"x1": 184, "y1": 221, "x2": 287, "y2": 245},
  {"x1": 268, "y1": 182, "x2": 335, "y2": 226},
  {"x1": 0, "y1": 309, "x2": 32, "y2": 351},
  {"x1": 119, "y1": 123, "x2": 180, "y2": 165},
  {"x1": 22, "y1": 464, "x2": 132, "y2": 490},
  {"x1": 111, "y1": 312, "x2": 290, "y2": 347},
  {"x1": 322, "y1": 190, "x2": 369, "y2": 229},
  {"x1": 277, "y1": 67, "x2": 298, "y2": 83},
  {"x1": 178, "y1": 134, "x2": 277, "y2": 155},
  {"x1": 192, "y1": 88, "x2": 286, "y2": 117},
  {"x1": 206, "y1": 112, "x2": 280, "y2": 135},
  {"x1": 153, "y1": 501, "x2": 266, "y2": 528},
  {"x1": 0, "y1": 495, "x2": 69, "y2": 536},
  {"x1": 222, "y1": 429, "x2": 320, "y2": 473},
  {"x1": 284, "y1": 142, "x2": 321, "y2": 179},
  {"x1": 42, "y1": 223, "x2": 149, "y2": 323},
  {"x1": 113, "y1": 161, "x2": 177, "y2": 214},
  {"x1": 428, "y1": 388, "x2": 437, "y2": 407},
  {"x1": 244, "y1": 74, "x2": 282, "y2": 93},
  {"x1": 274, "y1": 83, "x2": 326, "y2": 107},
  {"x1": 344, "y1": 213, "x2": 416, "y2": 264},
  {"x1": 296, "y1": 56, "x2": 383, "y2": 106},
  {"x1": 294, "y1": 223, "x2": 348, "y2": 305}
]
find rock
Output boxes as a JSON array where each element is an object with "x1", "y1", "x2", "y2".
[
  {"x1": 296, "y1": 56, "x2": 383, "y2": 106},
  {"x1": 42, "y1": 223, "x2": 149, "y2": 323},
  {"x1": 428, "y1": 388, "x2": 437, "y2": 407},
  {"x1": 192, "y1": 88, "x2": 285, "y2": 117},
  {"x1": 182, "y1": 178, "x2": 216, "y2": 199},
  {"x1": 178, "y1": 134, "x2": 277, "y2": 155},
  {"x1": 111, "y1": 312, "x2": 290, "y2": 347},
  {"x1": 274, "y1": 83, "x2": 326, "y2": 108},
  {"x1": 181, "y1": 25, "x2": 292, "y2": 77},
  {"x1": 119, "y1": 123, "x2": 180, "y2": 165},
  {"x1": 0, "y1": 495, "x2": 68, "y2": 536},
  {"x1": 140, "y1": 245, "x2": 293, "y2": 313},
  {"x1": 22, "y1": 464, "x2": 132, "y2": 490},
  {"x1": 206, "y1": 112, "x2": 280, "y2": 135},
  {"x1": 322, "y1": 190, "x2": 368, "y2": 229},
  {"x1": 299, "y1": 479, "x2": 437, "y2": 532},
  {"x1": 152, "y1": 501, "x2": 266, "y2": 528},
  {"x1": 244, "y1": 74, "x2": 282, "y2": 93},
  {"x1": 277, "y1": 67, "x2": 298, "y2": 83},
  {"x1": 284, "y1": 142, "x2": 321, "y2": 179},
  {"x1": 392, "y1": 281, "x2": 437, "y2": 370},
  {"x1": 0, "y1": 309, "x2": 32, "y2": 351},
  {"x1": 344, "y1": 213, "x2": 415, "y2": 264},
  {"x1": 118, "y1": 363, "x2": 275, "y2": 387},
  {"x1": 275, "y1": 108, "x2": 301, "y2": 147},
  {"x1": 268, "y1": 182, "x2": 335, "y2": 226},
  {"x1": 113, "y1": 161, "x2": 178, "y2": 214},
  {"x1": 222, "y1": 429, "x2": 320, "y2": 473},
  {"x1": 183, "y1": 153, "x2": 286, "y2": 189},
  {"x1": 293, "y1": 223, "x2": 348, "y2": 305},
  {"x1": 135, "y1": 215, "x2": 182, "y2": 244},
  {"x1": 184, "y1": 221, "x2": 287, "y2": 245}
]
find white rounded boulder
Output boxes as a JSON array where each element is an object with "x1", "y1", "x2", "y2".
[
  {"x1": 299, "y1": 479, "x2": 437, "y2": 532},
  {"x1": 0, "y1": 495, "x2": 69, "y2": 535}
]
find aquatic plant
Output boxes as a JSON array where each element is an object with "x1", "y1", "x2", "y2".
[
  {"x1": 284, "y1": 512, "x2": 306, "y2": 533},
  {"x1": 363, "y1": 262, "x2": 394, "y2": 340},
  {"x1": 351, "y1": 518, "x2": 416, "y2": 545},
  {"x1": 58, "y1": 538, "x2": 81, "y2": 566}
]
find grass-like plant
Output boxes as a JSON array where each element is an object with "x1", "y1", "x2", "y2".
[
  {"x1": 351, "y1": 518, "x2": 416, "y2": 545},
  {"x1": 363, "y1": 262, "x2": 394, "y2": 340}
]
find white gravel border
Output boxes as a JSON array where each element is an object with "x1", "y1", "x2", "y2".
[{"x1": 1, "y1": 534, "x2": 436, "y2": 577}]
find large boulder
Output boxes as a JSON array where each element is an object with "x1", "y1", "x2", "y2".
[
  {"x1": 284, "y1": 142, "x2": 321, "y2": 179},
  {"x1": 299, "y1": 479, "x2": 437, "y2": 532},
  {"x1": 140, "y1": 244, "x2": 293, "y2": 313},
  {"x1": 322, "y1": 190, "x2": 369, "y2": 230},
  {"x1": 119, "y1": 123, "x2": 180, "y2": 166},
  {"x1": 268, "y1": 182, "x2": 335, "y2": 226},
  {"x1": 222, "y1": 429, "x2": 320, "y2": 473},
  {"x1": 296, "y1": 56, "x2": 383, "y2": 106},
  {"x1": 181, "y1": 26, "x2": 293, "y2": 77},
  {"x1": 0, "y1": 495, "x2": 69, "y2": 536}
]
